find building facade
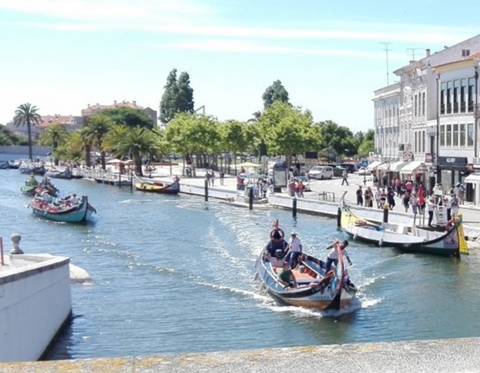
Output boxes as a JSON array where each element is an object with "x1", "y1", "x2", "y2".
[{"x1": 373, "y1": 34, "x2": 480, "y2": 198}]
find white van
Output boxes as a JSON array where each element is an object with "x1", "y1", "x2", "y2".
[{"x1": 308, "y1": 166, "x2": 333, "y2": 180}]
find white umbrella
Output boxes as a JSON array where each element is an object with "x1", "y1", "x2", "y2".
[{"x1": 107, "y1": 159, "x2": 124, "y2": 164}]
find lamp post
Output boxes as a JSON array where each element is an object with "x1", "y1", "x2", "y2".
[{"x1": 169, "y1": 152, "x2": 173, "y2": 175}]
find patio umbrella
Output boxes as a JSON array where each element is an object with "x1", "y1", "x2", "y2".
[
  {"x1": 123, "y1": 159, "x2": 135, "y2": 165},
  {"x1": 236, "y1": 161, "x2": 261, "y2": 168},
  {"x1": 107, "y1": 159, "x2": 124, "y2": 164}
]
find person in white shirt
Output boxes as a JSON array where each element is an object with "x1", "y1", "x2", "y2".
[
  {"x1": 375, "y1": 188, "x2": 382, "y2": 209},
  {"x1": 325, "y1": 239, "x2": 352, "y2": 273},
  {"x1": 286, "y1": 231, "x2": 302, "y2": 269},
  {"x1": 427, "y1": 197, "x2": 436, "y2": 227},
  {"x1": 69, "y1": 194, "x2": 79, "y2": 206},
  {"x1": 443, "y1": 196, "x2": 452, "y2": 221}
]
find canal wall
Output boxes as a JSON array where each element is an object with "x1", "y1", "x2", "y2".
[
  {"x1": 0, "y1": 146, "x2": 51, "y2": 158},
  {"x1": 0, "y1": 254, "x2": 71, "y2": 362},
  {"x1": 2, "y1": 337, "x2": 480, "y2": 372}
]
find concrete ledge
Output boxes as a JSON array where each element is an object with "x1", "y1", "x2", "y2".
[{"x1": 3, "y1": 338, "x2": 480, "y2": 372}]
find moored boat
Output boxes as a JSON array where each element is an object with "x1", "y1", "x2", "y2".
[
  {"x1": 132, "y1": 173, "x2": 180, "y2": 194},
  {"x1": 46, "y1": 167, "x2": 72, "y2": 179},
  {"x1": 29, "y1": 195, "x2": 96, "y2": 223},
  {"x1": 339, "y1": 198, "x2": 468, "y2": 257},
  {"x1": 255, "y1": 220, "x2": 357, "y2": 311}
]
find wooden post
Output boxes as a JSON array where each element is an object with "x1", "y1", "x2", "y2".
[
  {"x1": 292, "y1": 197, "x2": 297, "y2": 218},
  {"x1": 118, "y1": 170, "x2": 121, "y2": 187},
  {"x1": 130, "y1": 169, "x2": 133, "y2": 191},
  {"x1": 249, "y1": 186, "x2": 254, "y2": 210},
  {"x1": 337, "y1": 207, "x2": 342, "y2": 228},
  {"x1": 204, "y1": 178, "x2": 209, "y2": 202}
]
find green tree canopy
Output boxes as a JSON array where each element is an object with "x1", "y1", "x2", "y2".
[
  {"x1": 159, "y1": 69, "x2": 195, "y2": 125},
  {"x1": 39, "y1": 124, "x2": 69, "y2": 165},
  {"x1": 317, "y1": 120, "x2": 356, "y2": 157},
  {"x1": 262, "y1": 80, "x2": 290, "y2": 109},
  {"x1": 13, "y1": 103, "x2": 41, "y2": 160},
  {"x1": 82, "y1": 114, "x2": 113, "y2": 169},
  {"x1": 98, "y1": 107, "x2": 155, "y2": 130}
]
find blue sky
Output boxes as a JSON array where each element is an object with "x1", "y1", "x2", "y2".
[{"x1": 0, "y1": 0, "x2": 479, "y2": 132}]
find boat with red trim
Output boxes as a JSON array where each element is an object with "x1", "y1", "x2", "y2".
[
  {"x1": 255, "y1": 219, "x2": 357, "y2": 311},
  {"x1": 29, "y1": 195, "x2": 96, "y2": 223}
]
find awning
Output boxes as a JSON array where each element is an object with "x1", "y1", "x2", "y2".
[
  {"x1": 366, "y1": 161, "x2": 384, "y2": 171},
  {"x1": 377, "y1": 163, "x2": 389, "y2": 171},
  {"x1": 465, "y1": 174, "x2": 480, "y2": 183},
  {"x1": 400, "y1": 161, "x2": 427, "y2": 174},
  {"x1": 389, "y1": 161, "x2": 407, "y2": 172}
]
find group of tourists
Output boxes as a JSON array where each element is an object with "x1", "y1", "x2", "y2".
[{"x1": 288, "y1": 178, "x2": 306, "y2": 198}]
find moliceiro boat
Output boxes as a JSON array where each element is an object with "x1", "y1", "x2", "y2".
[
  {"x1": 132, "y1": 173, "x2": 180, "y2": 194},
  {"x1": 339, "y1": 196, "x2": 468, "y2": 257},
  {"x1": 29, "y1": 195, "x2": 96, "y2": 223},
  {"x1": 255, "y1": 220, "x2": 357, "y2": 311}
]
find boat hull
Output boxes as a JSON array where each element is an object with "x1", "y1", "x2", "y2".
[
  {"x1": 133, "y1": 174, "x2": 180, "y2": 194},
  {"x1": 29, "y1": 197, "x2": 96, "y2": 223}
]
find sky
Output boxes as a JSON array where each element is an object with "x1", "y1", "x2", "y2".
[{"x1": 0, "y1": 0, "x2": 479, "y2": 133}]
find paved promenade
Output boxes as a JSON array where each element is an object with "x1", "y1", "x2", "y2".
[{"x1": 4, "y1": 337, "x2": 480, "y2": 372}]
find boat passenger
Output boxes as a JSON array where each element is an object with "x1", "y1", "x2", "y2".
[
  {"x1": 325, "y1": 240, "x2": 352, "y2": 273},
  {"x1": 266, "y1": 230, "x2": 288, "y2": 258},
  {"x1": 285, "y1": 231, "x2": 302, "y2": 269},
  {"x1": 278, "y1": 262, "x2": 297, "y2": 289},
  {"x1": 69, "y1": 194, "x2": 79, "y2": 206},
  {"x1": 27, "y1": 173, "x2": 38, "y2": 186}
]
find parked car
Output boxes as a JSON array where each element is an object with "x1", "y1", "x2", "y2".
[
  {"x1": 308, "y1": 166, "x2": 333, "y2": 180},
  {"x1": 295, "y1": 175, "x2": 311, "y2": 191},
  {"x1": 357, "y1": 167, "x2": 371, "y2": 176}
]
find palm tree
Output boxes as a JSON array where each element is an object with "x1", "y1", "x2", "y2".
[
  {"x1": 13, "y1": 103, "x2": 41, "y2": 160},
  {"x1": 82, "y1": 115, "x2": 112, "y2": 169},
  {"x1": 107, "y1": 127, "x2": 158, "y2": 176},
  {"x1": 39, "y1": 124, "x2": 69, "y2": 165}
]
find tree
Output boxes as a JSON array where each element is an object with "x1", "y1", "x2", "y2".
[
  {"x1": 177, "y1": 72, "x2": 194, "y2": 114},
  {"x1": 99, "y1": 107, "x2": 155, "y2": 130},
  {"x1": 39, "y1": 124, "x2": 69, "y2": 165},
  {"x1": 82, "y1": 114, "x2": 113, "y2": 169},
  {"x1": 13, "y1": 103, "x2": 41, "y2": 160},
  {"x1": 317, "y1": 120, "x2": 356, "y2": 157},
  {"x1": 160, "y1": 69, "x2": 179, "y2": 125},
  {"x1": 262, "y1": 80, "x2": 290, "y2": 109}
]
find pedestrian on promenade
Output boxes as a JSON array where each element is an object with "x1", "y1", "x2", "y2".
[
  {"x1": 451, "y1": 194, "x2": 460, "y2": 217},
  {"x1": 444, "y1": 196, "x2": 452, "y2": 221},
  {"x1": 341, "y1": 169, "x2": 349, "y2": 185},
  {"x1": 375, "y1": 188, "x2": 382, "y2": 208},
  {"x1": 458, "y1": 185, "x2": 465, "y2": 204},
  {"x1": 427, "y1": 197, "x2": 436, "y2": 227},
  {"x1": 219, "y1": 171, "x2": 225, "y2": 186},
  {"x1": 356, "y1": 186, "x2": 363, "y2": 206},
  {"x1": 402, "y1": 191, "x2": 410, "y2": 213},
  {"x1": 387, "y1": 188, "x2": 396, "y2": 210},
  {"x1": 211, "y1": 170, "x2": 215, "y2": 186},
  {"x1": 364, "y1": 187, "x2": 372, "y2": 208}
]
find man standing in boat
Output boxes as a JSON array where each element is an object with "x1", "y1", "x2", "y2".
[
  {"x1": 285, "y1": 231, "x2": 302, "y2": 269},
  {"x1": 325, "y1": 240, "x2": 352, "y2": 273}
]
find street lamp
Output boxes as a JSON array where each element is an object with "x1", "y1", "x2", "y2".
[{"x1": 169, "y1": 152, "x2": 173, "y2": 175}]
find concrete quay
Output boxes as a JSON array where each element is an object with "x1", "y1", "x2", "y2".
[{"x1": 3, "y1": 337, "x2": 480, "y2": 372}]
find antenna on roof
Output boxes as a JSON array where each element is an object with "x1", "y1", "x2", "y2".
[
  {"x1": 380, "y1": 42, "x2": 392, "y2": 86},
  {"x1": 406, "y1": 48, "x2": 423, "y2": 62}
]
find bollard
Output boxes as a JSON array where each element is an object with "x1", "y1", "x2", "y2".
[
  {"x1": 204, "y1": 178, "x2": 209, "y2": 202},
  {"x1": 249, "y1": 186, "x2": 254, "y2": 210},
  {"x1": 337, "y1": 206, "x2": 342, "y2": 228},
  {"x1": 292, "y1": 197, "x2": 297, "y2": 218},
  {"x1": 118, "y1": 171, "x2": 121, "y2": 188},
  {"x1": 383, "y1": 203, "x2": 389, "y2": 223},
  {"x1": 130, "y1": 170, "x2": 133, "y2": 191},
  {"x1": 10, "y1": 233, "x2": 23, "y2": 255}
]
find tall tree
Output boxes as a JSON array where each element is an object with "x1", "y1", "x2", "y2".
[
  {"x1": 39, "y1": 124, "x2": 69, "y2": 165},
  {"x1": 159, "y1": 69, "x2": 179, "y2": 125},
  {"x1": 13, "y1": 103, "x2": 41, "y2": 160},
  {"x1": 177, "y1": 72, "x2": 194, "y2": 113},
  {"x1": 262, "y1": 80, "x2": 290, "y2": 109},
  {"x1": 82, "y1": 114, "x2": 113, "y2": 169}
]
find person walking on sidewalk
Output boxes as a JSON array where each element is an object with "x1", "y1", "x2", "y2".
[
  {"x1": 219, "y1": 171, "x2": 225, "y2": 186},
  {"x1": 341, "y1": 169, "x2": 349, "y2": 185},
  {"x1": 356, "y1": 186, "x2": 363, "y2": 206}
]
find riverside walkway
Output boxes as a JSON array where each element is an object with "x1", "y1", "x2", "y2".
[{"x1": 3, "y1": 337, "x2": 480, "y2": 372}]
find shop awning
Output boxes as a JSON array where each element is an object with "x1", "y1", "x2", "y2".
[
  {"x1": 465, "y1": 174, "x2": 480, "y2": 183},
  {"x1": 366, "y1": 161, "x2": 384, "y2": 171},
  {"x1": 377, "y1": 163, "x2": 389, "y2": 171},
  {"x1": 400, "y1": 161, "x2": 427, "y2": 174},
  {"x1": 389, "y1": 161, "x2": 407, "y2": 172}
]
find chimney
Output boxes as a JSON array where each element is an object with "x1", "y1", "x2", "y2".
[
  {"x1": 133, "y1": 100, "x2": 136, "y2": 106},
  {"x1": 88, "y1": 103, "x2": 90, "y2": 108},
  {"x1": 114, "y1": 100, "x2": 117, "y2": 105},
  {"x1": 426, "y1": 49, "x2": 431, "y2": 57}
]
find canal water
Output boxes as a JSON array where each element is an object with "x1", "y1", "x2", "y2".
[{"x1": 1, "y1": 169, "x2": 480, "y2": 360}]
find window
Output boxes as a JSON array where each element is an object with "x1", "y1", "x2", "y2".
[
  {"x1": 440, "y1": 82, "x2": 446, "y2": 114},
  {"x1": 414, "y1": 94, "x2": 418, "y2": 116},
  {"x1": 462, "y1": 49, "x2": 471, "y2": 57},
  {"x1": 453, "y1": 124, "x2": 459, "y2": 146},
  {"x1": 422, "y1": 92, "x2": 425, "y2": 116},
  {"x1": 440, "y1": 125, "x2": 445, "y2": 146},
  {"x1": 446, "y1": 81, "x2": 452, "y2": 114},
  {"x1": 460, "y1": 79, "x2": 467, "y2": 112},
  {"x1": 468, "y1": 123, "x2": 474, "y2": 146},
  {"x1": 460, "y1": 123, "x2": 466, "y2": 146},
  {"x1": 414, "y1": 132, "x2": 418, "y2": 152},
  {"x1": 468, "y1": 78, "x2": 475, "y2": 112},
  {"x1": 446, "y1": 124, "x2": 452, "y2": 146},
  {"x1": 453, "y1": 80, "x2": 459, "y2": 113}
]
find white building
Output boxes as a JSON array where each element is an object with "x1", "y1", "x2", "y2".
[{"x1": 373, "y1": 34, "x2": 480, "y2": 198}]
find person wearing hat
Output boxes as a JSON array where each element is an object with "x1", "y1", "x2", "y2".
[
  {"x1": 277, "y1": 261, "x2": 297, "y2": 289},
  {"x1": 285, "y1": 231, "x2": 302, "y2": 269},
  {"x1": 325, "y1": 239, "x2": 352, "y2": 273}
]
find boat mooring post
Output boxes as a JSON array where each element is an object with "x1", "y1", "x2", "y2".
[
  {"x1": 383, "y1": 203, "x2": 389, "y2": 223},
  {"x1": 337, "y1": 206, "x2": 342, "y2": 228},
  {"x1": 118, "y1": 171, "x2": 121, "y2": 188},
  {"x1": 249, "y1": 186, "x2": 254, "y2": 210},
  {"x1": 204, "y1": 178, "x2": 209, "y2": 202},
  {"x1": 292, "y1": 197, "x2": 297, "y2": 218}
]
